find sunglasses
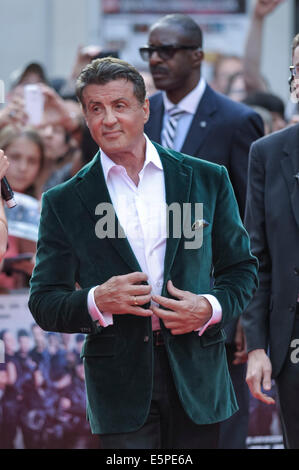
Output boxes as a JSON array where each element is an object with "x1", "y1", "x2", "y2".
[{"x1": 139, "y1": 44, "x2": 201, "y2": 62}]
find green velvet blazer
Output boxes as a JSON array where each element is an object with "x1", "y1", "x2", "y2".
[{"x1": 29, "y1": 142, "x2": 258, "y2": 434}]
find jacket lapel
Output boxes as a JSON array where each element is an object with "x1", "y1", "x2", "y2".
[
  {"x1": 74, "y1": 151, "x2": 142, "y2": 273},
  {"x1": 280, "y1": 126, "x2": 299, "y2": 228},
  {"x1": 145, "y1": 93, "x2": 164, "y2": 144},
  {"x1": 180, "y1": 84, "x2": 217, "y2": 156},
  {"x1": 154, "y1": 144, "x2": 193, "y2": 288},
  {"x1": 147, "y1": 86, "x2": 217, "y2": 156}
]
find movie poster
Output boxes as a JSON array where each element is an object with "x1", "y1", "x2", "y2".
[
  {"x1": 0, "y1": 292, "x2": 98, "y2": 449},
  {"x1": 0, "y1": 292, "x2": 284, "y2": 449}
]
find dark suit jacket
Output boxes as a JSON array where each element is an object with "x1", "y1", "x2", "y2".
[
  {"x1": 145, "y1": 84, "x2": 263, "y2": 344},
  {"x1": 29, "y1": 143, "x2": 258, "y2": 434},
  {"x1": 242, "y1": 124, "x2": 299, "y2": 378},
  {"x1": 144, "y1": 84, "x2": 264, "y2": 220}
]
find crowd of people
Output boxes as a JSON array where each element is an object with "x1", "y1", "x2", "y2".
[
  {"x1": 0, "y1": 0, "x2": 293, "y2": 291},
  {"x1": 0, "y1": 0, "x2": 298, "y2": 449}
]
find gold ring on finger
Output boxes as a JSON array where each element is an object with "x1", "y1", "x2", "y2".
[{"x1": 134, "y1": 296, "x2": 138, "y2": 306}]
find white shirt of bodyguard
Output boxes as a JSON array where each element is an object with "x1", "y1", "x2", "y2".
[
  {"x1": 88, "y1": 134, "x2": 222, "y2": 334},
  {"x1": 162, "y1": 76, "x2": 206, "y2": 152}
]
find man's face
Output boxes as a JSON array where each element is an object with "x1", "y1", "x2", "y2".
[
  {"x1": 148, "y1": 24, "x2": 200, "y2": 94},
  {"x1": 19, "y1": 335, "x2": 30, "y2": 354},
  {"x1": 213, "y1": 58, "x2": 242, "y2": 94},
  {"x1": 5, "y1": 136, "x2": 41, "y2": 193},
  {"x1": 291, "y1": 45, "x2": 299, "y2": 102},
  {"x1": 82, "y1": 79, "x2": 149, "y2": 158},
  {"x1": 38, "y1": 107, "x2": 68, "y2": 160}
]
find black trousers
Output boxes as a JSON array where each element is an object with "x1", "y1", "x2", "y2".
[
  {"x1": 218, "y1": 345, "x2": 249, "y2": 449},
  {"x1": 275, "y1": 305, "x2": 299, "y2": 449},
  {"x1": 99, "y1": 343, "x2": 219, "y2": 449}
]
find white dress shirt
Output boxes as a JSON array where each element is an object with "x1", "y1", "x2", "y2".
[
  {"x1": 88, "y1": 134, "x2": 221, "y2": 334},
  {"x1": 162, "y1": 77, "x2": 206, "y2": 152}
]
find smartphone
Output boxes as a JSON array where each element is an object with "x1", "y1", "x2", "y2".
[{"x1": 24, "y1": 84, "x2": 44, "y2": 125}]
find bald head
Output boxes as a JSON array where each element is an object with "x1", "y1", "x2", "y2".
[{"x1": 150, "y1": 14, "x2": 203, "y2": 49}]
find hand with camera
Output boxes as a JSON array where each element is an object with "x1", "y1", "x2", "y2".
[
  {"x1": 57, "y1": 45, "x2": 102, "y2": 100},
  {"x1": 0, "y1": 91, "x2": 28, "y2": 130},
  {"x1": 71, "y1": 45, "x2": 102, "y2": 80},
  {"x1": 31, "y1": 83, "x2": 82, "y2": 134},
  {"x1": 254, "y1": 0, "x2": 285, "y2": 19}
]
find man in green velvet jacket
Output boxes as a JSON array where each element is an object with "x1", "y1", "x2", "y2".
[{"x1": 29, "y1": 57, "x2": 258, "y2": 449}]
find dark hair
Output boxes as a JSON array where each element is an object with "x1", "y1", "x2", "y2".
[
  {"x1": 17, "y1": 62, "x2": 48, "y2": 87},
  {"x1": 76, "y1": 57, "x2": 146, "y2": 108},
  {"x1": 0, "y1": 329, "x2": 8, "y2": 341},
  {"x1": 242, "y1": 91, "x2": 285, "y2": 117},
  {"x1": 150, "y1": 14, "x2": 203, "y2": 48},
  {"x1": 17, "y1": 329, "x2": 29, "y2": 339}
]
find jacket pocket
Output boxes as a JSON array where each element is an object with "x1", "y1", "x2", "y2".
[
  {"x1": 80, "y1": 335, "x2": 116, "y2": 358},
  {"x1": 200, "y1": 328, "x2": 226, "y2": 347}
]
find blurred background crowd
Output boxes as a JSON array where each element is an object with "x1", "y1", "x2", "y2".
[
  {"x1": 1, "y1": 0, "x2": 298, "y2": 292},
  {"x1": 0, "y1": 0, "x2": 298, "y2": 449}
]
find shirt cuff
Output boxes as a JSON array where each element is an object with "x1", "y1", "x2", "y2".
[
  {"x1": 196, "y1": 294, "x2": 222, "y2": 336},
  {"x1": 87, "y1": 286, "x2": 114, "y2": 328}
]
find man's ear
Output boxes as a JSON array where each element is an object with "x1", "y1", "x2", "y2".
[
  {"x1": 143, "y1": 97, "x2": 150, "y2": 124},
  {"x1": 192, "y1": 49, "x2": 204, "y2": 68}
]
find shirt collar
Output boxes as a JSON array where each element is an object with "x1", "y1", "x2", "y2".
[
  {"x1": 162, "y1": 77, "x2": 206, "y2": 115},
  {"x1": 100, "y1": 134, "x2": 163, "y2": 182}
]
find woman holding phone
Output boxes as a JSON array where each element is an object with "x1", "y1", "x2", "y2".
[{"x1": 0, "y1": 149, "x2": 9, "y2": 263}]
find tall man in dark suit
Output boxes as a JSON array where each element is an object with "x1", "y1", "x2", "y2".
[
  {"x1": 243, "y1": 35, "x2": 299, "y2": 450},
  {"x1": 28, "y1": 57, "x2": 258, "y2": 449},
  {"x1": 141, "y1": 13, "x2": 264, "y2": 448},
  {"x1": 142, "y1": 14, "x2": 263, "y2": 218}
]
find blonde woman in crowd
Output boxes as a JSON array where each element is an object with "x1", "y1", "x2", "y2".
[
  {"x1": 0, "y1": 149, "x2": 9, "y2": 263},
  {"x1": 0, "y1": 126, "x2": 45, "y2": 289}
]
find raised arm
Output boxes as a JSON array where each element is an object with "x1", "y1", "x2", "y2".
[{"x1": 243, "y1": 0, "x2": 285, "y2": 93}]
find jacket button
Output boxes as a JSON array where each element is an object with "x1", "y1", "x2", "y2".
[
  {"x1": 294, "y1": 268, "x2": 299, "y2": 276},
  {"x1": 289, "y1": 306, "x2": 295, "y2": 312},
  {"x1": 144, "y1": 336, "x2": 149, "y2": 342}
]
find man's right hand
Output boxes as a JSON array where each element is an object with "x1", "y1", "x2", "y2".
[
  {"x1": 254, "y1": 0, "x2": 285, "y2": 20},
  {"x1": 246, "y1": 349, "x2": 275, "y2": 404},
  {"x1": 94, "y1": 271, "x2": 153, "y2": 317}
]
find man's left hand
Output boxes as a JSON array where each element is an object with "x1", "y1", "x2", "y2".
[
  {"x1": 232, "y1": 318, "x2": 248, "y2": 365},
  {"x1": 151, "y1": 280, "x2": 212, "y2": 335}
]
